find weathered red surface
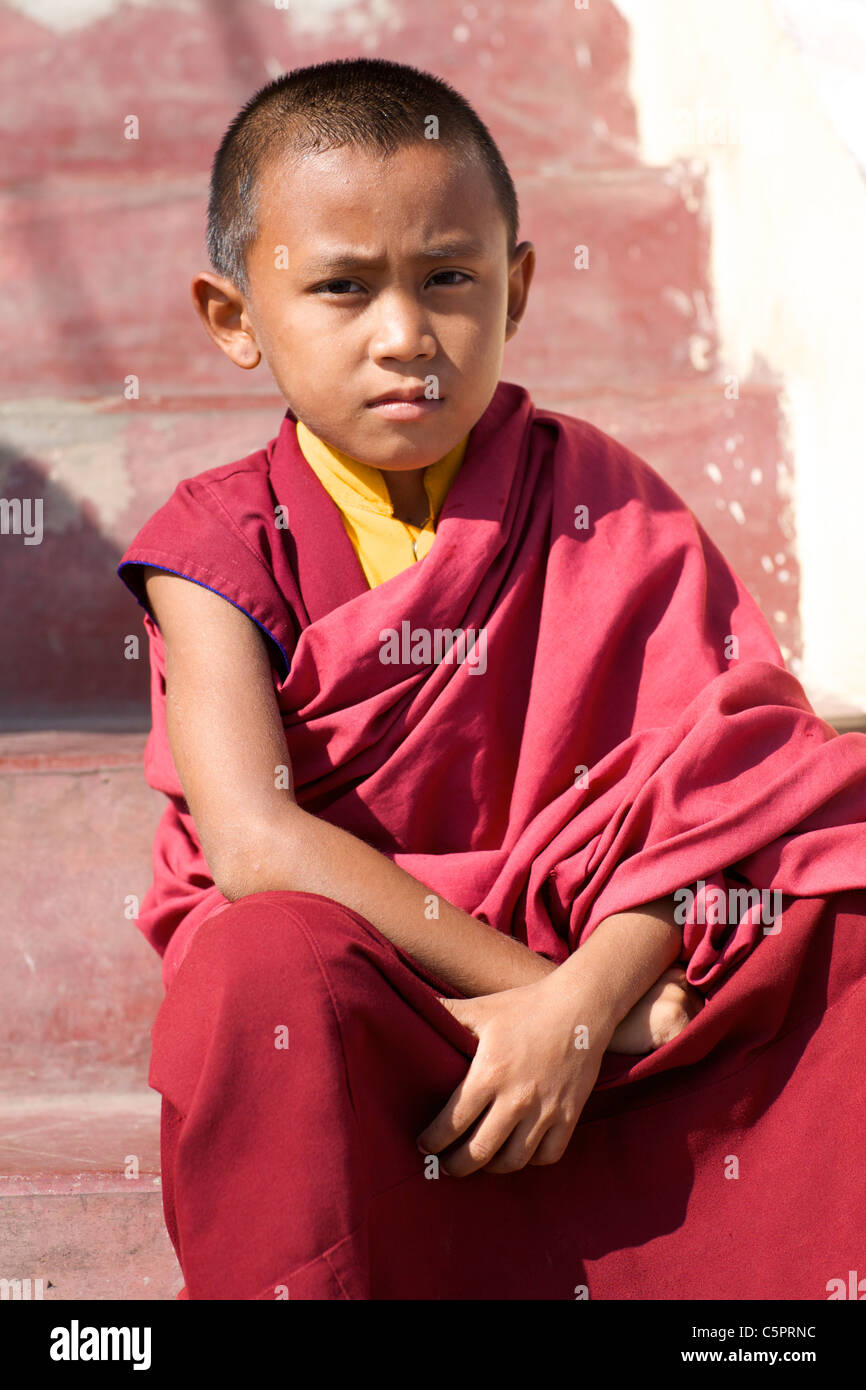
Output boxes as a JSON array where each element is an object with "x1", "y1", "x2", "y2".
[
  {"x1": 2, "y1": 1186, "x2": 182, "y2": 1300},
  {"x1": 0, "y1": 0, "x2": 793, "y2": 720},
  {"x1": 0, "y1": 0, "x2": 638, "y2": 184},
  {"x1": 0, "y1": 735, "x2": 163, "y2": 1082},
  {"x1": 0, "y1": 1093, "x2": 161, "y2": 1184},
  {"x1": 0, "y1": 729, "x2": 178, "y2": 1298},
  {"x1": 1, "y1": 165, "x2": 712, "y2": 398}
]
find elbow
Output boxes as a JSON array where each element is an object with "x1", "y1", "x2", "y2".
[
  {"x1": 210, "y1": 813, "x2": 303, "y2": 902},
  {"x1": 212, "y1": 848, "x2": 279, "y2": 903},
  {"x1": 210, "y1": 849, "x2": 246, "y2": 902},
  {"x1": 212, "y1": 859, "x2": 271, "y2": 904},
  {"x1": 212, "y1": 864, "x2": 251, "y2": 903}
]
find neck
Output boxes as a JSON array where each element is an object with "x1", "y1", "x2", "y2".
[{"x1": 383, "y1": 467, "x2": 430, "y2": 526}]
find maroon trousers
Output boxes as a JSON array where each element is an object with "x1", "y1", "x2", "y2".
[{"x1": 150, "y1": 889, "x2": 866, "y2": 1300}]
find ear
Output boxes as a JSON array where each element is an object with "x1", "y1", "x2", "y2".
[
  {"x1": 190, "y1": 271, "x2": 261, "y2": 370},
  {"x1": 505, "y1": 240, "x2": 536, "y2": 342}
]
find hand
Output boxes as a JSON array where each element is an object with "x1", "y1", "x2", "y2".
[
  {"x1": 416, "y1": 974, "x2": 613, "y2": 1177},
  {"x1": 607, "y1": 966, "x2": 704, "y2": 1054}
]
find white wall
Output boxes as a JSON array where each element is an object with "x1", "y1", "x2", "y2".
[{"x1": 616, "y1": 0, "x2": 866, "y2": 717}]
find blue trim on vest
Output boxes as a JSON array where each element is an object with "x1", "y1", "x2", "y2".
[{"x1": 116, "y1": 561, "x2": 291, "y2": 678}]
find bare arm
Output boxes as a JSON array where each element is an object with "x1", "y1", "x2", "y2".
[
  {"x1": 231, "y1": 801, "x2": 561, "y2": 995},
  {"x1": 548, "y1": 894, "x2": 685, "y2": 1045}
]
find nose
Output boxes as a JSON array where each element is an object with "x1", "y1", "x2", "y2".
[{"x1": 370, "y1": 289, "x2": 437, "y2": 362}]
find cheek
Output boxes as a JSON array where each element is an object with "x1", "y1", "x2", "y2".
[{"x1": 467, "y1": 284, "x2": 507, "y2": 327}]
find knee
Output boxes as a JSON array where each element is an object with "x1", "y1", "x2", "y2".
[
  {"x1": 152, "y1": 892, "x2": 350, "y2": 1108},
  {"x1": 182, "y1": 890, "x2": 365, "y2": 1000}
]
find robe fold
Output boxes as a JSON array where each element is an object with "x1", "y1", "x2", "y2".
[{"x1": 117, "y1": 379, "x2": 866, "y2": 1299}]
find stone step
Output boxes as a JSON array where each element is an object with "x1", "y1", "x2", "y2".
[
  {"x1": 0, "y1": 730, "x2": 163, "y2": 1082},
  {"x1": 0, "y1": 726, "x2": 180, "y2": 1300},
  {"x1": 0, "y1": 1090, "x2": 181, "y2": 1301}
]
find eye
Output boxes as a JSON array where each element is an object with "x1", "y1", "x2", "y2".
[
  {"x1": 313, "y1": 270, "x2": 474, "y2": 296},
  {"x1": 428, "y1": 270, "x2": 473, "y2": 287},
  {"x1": 314, "y1": 279, "x2": 363, "y2": 295}
]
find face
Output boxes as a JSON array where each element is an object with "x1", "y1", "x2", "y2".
[{"x1": 192, "y1": 140, "x2": 535, "y2": 471}]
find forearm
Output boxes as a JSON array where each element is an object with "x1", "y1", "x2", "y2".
[
  {"x1": 550, "y1": 894, "x2": 684, "y2": 1045},
  {"x1": 220, "y1": 805, "x2": 557, "y2": 997}
]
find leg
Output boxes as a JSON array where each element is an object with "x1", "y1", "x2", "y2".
[
  {"x1": 149, "y1": 888, "x2": 475, "y2": 1299},
  {"x1": 150, "y1": 887, "x2": 866, "y2": 1299}
]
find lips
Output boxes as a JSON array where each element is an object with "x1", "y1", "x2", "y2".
[{"x1": 366, "y1": 385, "x2": 430, "y2": 405}]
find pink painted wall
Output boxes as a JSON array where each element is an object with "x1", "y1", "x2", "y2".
[{"x1": 0, "y1": 0, "x2": 794, "y2": 723}]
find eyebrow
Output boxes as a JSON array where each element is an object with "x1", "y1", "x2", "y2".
[{"x1": 300, "y1": 238, "x2": 488, "y2": 276}]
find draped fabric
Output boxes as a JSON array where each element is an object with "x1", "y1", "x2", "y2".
[{"x1": 117, "y1": 380, "x2": 866, "y2": 1297}]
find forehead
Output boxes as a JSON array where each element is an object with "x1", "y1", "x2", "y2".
[{"x1": 255, "y1": 141, "x2": 505, "y2": 254}]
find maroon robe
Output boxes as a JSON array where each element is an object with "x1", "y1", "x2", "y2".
[{"x1": 116, "y1": 380, "x2": 866, "y2": 1299}]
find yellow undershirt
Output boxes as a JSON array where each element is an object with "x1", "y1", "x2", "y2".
[{"x1": 295, "y1": 420, "x2": 469, "y2": 589}]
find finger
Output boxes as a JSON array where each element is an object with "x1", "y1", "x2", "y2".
[
  {"x1": 527, "y1": 1120, "x2": 575, "y2": 1166},
  {"x1": 440, "y1": 1101, "x2": 520, "y2": 1178},
  {"x1": 416, "y1": 1068, "x2": 492, "y2": 1156},
  {"x1": 479, "y1": 1116, "x2": 543, "y2": 1175}
]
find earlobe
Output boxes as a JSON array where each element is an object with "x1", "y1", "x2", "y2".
[
  {"x1": 504, "y1": 300, "x2": 528, "y2": 340},
  {"x1": 202, "y1": 337, "x2": 261, "y2": 371},
  {"x1": 216, "y1": 332, "x2": 261, "y2": 371},
  {"x1": 235, "y1": 340, "x2": 262, "y2": 370}
]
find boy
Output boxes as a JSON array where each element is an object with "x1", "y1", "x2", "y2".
[{"x1": 117, "y1": 58, "x2": 866, "y2": 1300}]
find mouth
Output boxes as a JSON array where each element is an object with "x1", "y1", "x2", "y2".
[
  {"x1": 365, "y1": 387, "x2": 445, "y2": 419},
  {"x1": 366, "y1": 384, "x2": 439, "y2": 406}
]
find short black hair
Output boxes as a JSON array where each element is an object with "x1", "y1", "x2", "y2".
[{"x1": 206, "y1": 56, "x2": 520, "y2": 297}]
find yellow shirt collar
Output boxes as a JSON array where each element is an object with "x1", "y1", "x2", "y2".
[{"x1": 295, "y1": 419, "x2": 469, "y2": 520}]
